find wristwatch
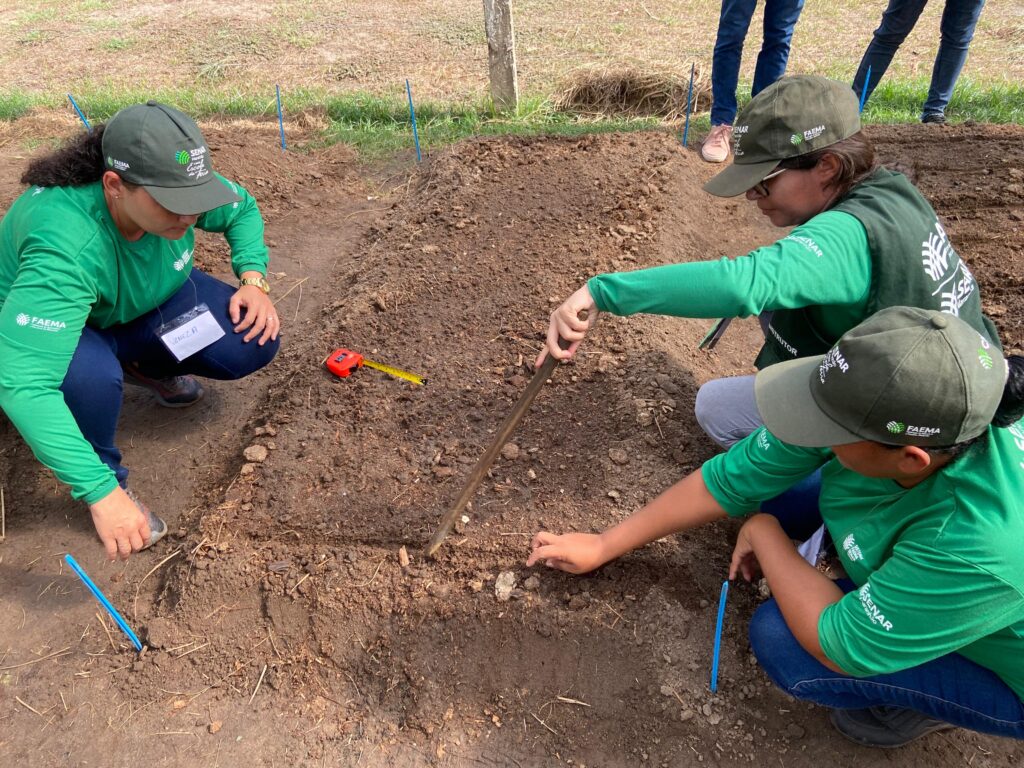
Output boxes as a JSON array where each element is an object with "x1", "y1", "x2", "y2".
[{"x1": 239, "y1": 275, "x2": 271, "y2": 294}]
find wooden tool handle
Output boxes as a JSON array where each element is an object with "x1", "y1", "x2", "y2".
[{"x1": 425, "y1": 334, "x2": 573, "y2": 557}]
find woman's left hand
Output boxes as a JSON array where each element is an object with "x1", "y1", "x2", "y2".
[{"x1": 230, "y1": 285, "x2": 280, "y2": 345}]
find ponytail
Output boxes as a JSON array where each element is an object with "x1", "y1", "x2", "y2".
[
  {"x1": 21, "y1": 125, "x2": 107, "y2": 187},
  {"x1": 993, "y1": 356, "x2": 1024, "y2": 428}
]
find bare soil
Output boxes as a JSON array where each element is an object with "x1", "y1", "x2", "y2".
[{"x1": 0, "y1": 120, "x2": 1022, "y2": 768}]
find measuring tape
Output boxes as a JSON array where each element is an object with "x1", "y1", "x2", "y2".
[{"x1": 324, "y1": 348, "x2": 427, "y2": 386}]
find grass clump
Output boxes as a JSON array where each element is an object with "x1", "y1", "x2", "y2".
[{"x1": 555, "y1": 65, "x2": 711, "y2": 119}]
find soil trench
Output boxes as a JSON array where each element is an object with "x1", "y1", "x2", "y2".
[{"x1": 0, "y1": 122, "x2": 1022, "y2": 767}]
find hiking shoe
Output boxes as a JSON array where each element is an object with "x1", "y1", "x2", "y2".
[
  {"x1": 126, "y1": 489, "x2": 168, "y2": 550},
  {"x1": 829, "y1": 706, "x2": 955, "y2": 748},
  {"x1": 921, "y1": 112, "x2": 947, "y2": 125},
  {"x1": 122, "y1": 363, "x2": 204, "y2": 408},
  {"x1": 701, "y1": 124, "x2": 733, "y2": 163}
]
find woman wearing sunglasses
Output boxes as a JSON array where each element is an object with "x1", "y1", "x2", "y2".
[{"x1": 539, "y1": 75, "x2": 999, "y2": 449}]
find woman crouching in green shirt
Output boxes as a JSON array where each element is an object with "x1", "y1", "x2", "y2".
[
  {"x1": 529, "y1": 307, "x2": 1024, "y2": 747},
  {"x1": 0, "y1": 103, "x2": 280, "y2": 560},
  {"x1": 539, "y1": 75, "x2": 999, "y2": 449}
]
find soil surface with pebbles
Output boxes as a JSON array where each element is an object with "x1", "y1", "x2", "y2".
[{"x1": 0, "y1": 118, "x2": 1022, "y2": 767}]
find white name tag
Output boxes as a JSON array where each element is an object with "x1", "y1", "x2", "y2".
[{"x1": 158, "y1": 304, "x2": 225, "y2": 362}]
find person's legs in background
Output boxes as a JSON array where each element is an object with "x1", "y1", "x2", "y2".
[
  {"x1": 752, "y1": 0, "x2": 806, "y2": 97},
  {"x1": 852, "y1": 0, "x2": 928, "y2": 107},
  {"x1": 703, "y1": 0, "x2": 759, "y2": 162},
  {"x1": 748, "y1": 597, "x2": 1024, "y2": 744},
  {"x1": 921, "y1": 0, "x2": 986, "y2": 122}
]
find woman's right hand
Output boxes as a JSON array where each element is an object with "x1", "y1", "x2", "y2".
[
  {"x1": 536, "y1": 284, "x2": 598, "y2": 367},
  {"x1": 89, "y1": 487, "x2": 151, "y2": 561},
  {"x1": 527, "y1": 531, "x2": 609, "y2": 574}
]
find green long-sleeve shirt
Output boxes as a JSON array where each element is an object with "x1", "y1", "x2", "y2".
[
  {"x1": 702, "y1": 423, "x2": 1024, "y2": 700},
  {"x1": 0, "y1": 175, "x2": 268, "y2": 503},
  {"x1": 588, "y1": 210, "x2": 872, "y2": 345}
]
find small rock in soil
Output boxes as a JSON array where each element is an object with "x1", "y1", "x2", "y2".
[
  {"x1": 495, "y1": 571, "x2": 516, "y2": 601},
  {"x1": 243, "y1": 444, "x2": 268, "y2": 463},
  {"x1": 239, "y1": 463, "x2": 256, "y2": 475},
  {"x1": 785, "y1": 723, "x2": 805, "y2": 739},
  {"x1": 680, "y1": 709, "x2": 695, "y2": 722},
  {"x1": 523, "y1": 575, "x2": 540, "y2": 591},
  {"x1": 653, "y1": 373, "x2": 680, "y2": 394},
  {"x1": 500, "y1": 443, "x2": 520, "y2": 460},
  {"x1": 608, "y1": 448, "x2": 629, "y2": 465}
]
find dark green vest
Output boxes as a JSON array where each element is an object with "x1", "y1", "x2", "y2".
[{"x1": 756, "y1": 169, "x2": 1000, "y2": 368}]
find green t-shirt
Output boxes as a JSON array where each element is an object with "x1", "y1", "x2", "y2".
[
  {"x1": 587, "y1": 210, "x2": 871, "y2": 344},
  {"x1": 0, "y1": 176, "x2": 268, "y2": 504},
  {"x1": 702, "y1": 422, "x2": 1024, "y2": 701}
]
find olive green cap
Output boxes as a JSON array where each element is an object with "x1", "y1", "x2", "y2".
[
  {"x1": 101, "y1": 101, "x2": 240, "y2": 215},
  {"x1": 704, "y1": 75, "x2": 862, "y2": 198},
  {"x1": 755, "y1": 307, "x2": 1006, "y2": 448}
]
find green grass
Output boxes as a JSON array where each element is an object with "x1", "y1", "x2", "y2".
[
  {"x1": 320, "y1": 94, "x2": 661, "y2": 158},
  {"x1": 0, "y1": 79, "x2": 1019, "y2": 159},
  {"x1": 861, "y1": 79, "x2": 1024, "y2": 124}
]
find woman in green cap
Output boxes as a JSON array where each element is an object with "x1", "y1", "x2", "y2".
[
  {"x1": 529, "y1": 306, "x2": 1024, "y2": 747},
  {"x1": 0, "y1": 102, "x2": 280, "y2": 560},
  {"x1": 539, "y1": 74, "x2": 999, "y2": 449}
]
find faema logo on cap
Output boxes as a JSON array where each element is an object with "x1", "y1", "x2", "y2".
[
  {"x1": 886, "y1": 421, "x2": 905, "y2": 435},
  {"x1": 789, "y1": 133, "x2": 803, "y2": 146}
]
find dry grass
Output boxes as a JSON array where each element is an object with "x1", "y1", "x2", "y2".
[
  {"x1": 555, "y1": 64, "x2": 711, "y2": 120},
  {"x1": 0, "y1": 1, "x2": 1019, "y2": 102}
]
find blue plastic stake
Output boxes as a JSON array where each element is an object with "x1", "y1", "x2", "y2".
[
  {"x1": 67, "y1": 94, "x2": 91, "y2": 132},
  {"x1": 275, "y1": 84, "x2": 286, "y2": 151},
  {"x1": 64, "y1": 554, "x2": 143, "y2": 652},
  {"x1": 710, "y1": 579, "x2": 729, "y2": 693},
  {"x1": 858, "y1": 65, "x2": 872, "y2": 114},
  {"x1": 682, "y1": 61, "x2": 695, "y2": 148},
  {"x1": 406, "y1": 79, "x2": 422, "y2": 163}
]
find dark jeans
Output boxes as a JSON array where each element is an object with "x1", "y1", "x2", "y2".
[
  {"x1": 852, "y1": 0, "x2": 987, "y2": 118},
  {"x1": 59, "y1": 270, "x2": 280, "y2": 487},
  {"x1": 710, "y1": 0, "x2": 807, "y2": 126},
  {"x1": 751, "y1": 472, "x2": 1024, "y2": 739}
]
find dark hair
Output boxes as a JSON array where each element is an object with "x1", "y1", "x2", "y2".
[
  {"x1": 993, "y1": 355, "x2": 1024, "y2": 428},
  {"x1": 777, "y1": 131, "x2": 878, "y2": 201},
  {"x1": 21, "y1": 124, "x2": 109, "y2": 187}
]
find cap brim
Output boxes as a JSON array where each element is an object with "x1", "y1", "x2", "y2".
[
  {"x1": 703, "y1": 158, "x2": 779, "y2": 198},
  {"x1": 145, "y1": 175, "x2": 242, "y2": 216},
  {"x1": 754, "y1": 355, "x2": 863, "y2": 447}
]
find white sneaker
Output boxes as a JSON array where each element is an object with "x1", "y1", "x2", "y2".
[{"x1": 701, "y1": 124, "x2": 733, "y2": 163}]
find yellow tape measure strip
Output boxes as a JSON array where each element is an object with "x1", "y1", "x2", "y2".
[{"x1": 363, "y1": 358, "x2": 427, "y2": 386}]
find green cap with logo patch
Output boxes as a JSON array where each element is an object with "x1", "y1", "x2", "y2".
[
  {"x1": 703, "y1": 75, "x2": 861, "y2": 198},
  {"x1": 101, "y1": 101, "x2": 240, "y2": 215},
  {"x1": 754, "y1": 306, "x2": 1006, "y2": 448}
]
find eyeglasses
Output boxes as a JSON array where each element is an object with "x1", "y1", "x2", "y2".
[{"x1": 750, "y1": 168, "x2": 788, "y2": 198}]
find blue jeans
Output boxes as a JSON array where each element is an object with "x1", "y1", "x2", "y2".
[
  {"x1": 710, "y1": 0, "x2": 807, "y2": 126},
  {"x1": 749, "y1": 476, "x2": 1024, "y2": 739},
  {"x1": 852, "y1": 0, "x2": 987, "y2": 118},
  {"x1": 59, "y1": 269, "x2": 280, "y2": 487}
]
